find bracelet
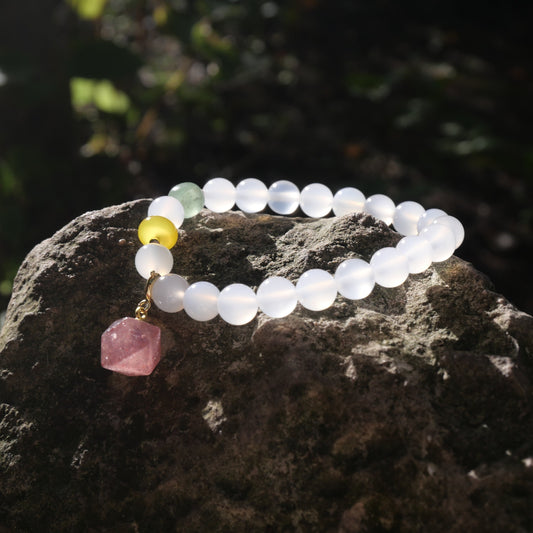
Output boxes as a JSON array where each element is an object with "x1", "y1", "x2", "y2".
[{"x1": 101, "y1": 178, "x2": 464, "y2": 377}]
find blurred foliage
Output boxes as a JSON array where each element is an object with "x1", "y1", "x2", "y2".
[
  {"x1": 71, "y1": 78, "x2": 131, "y2": 113},
  {"x1": 67, "y1": 0, "x2": 108, "y2": 20},
  {"x1": 0, "y1": 0, "x2": 532, "y2": 314}
]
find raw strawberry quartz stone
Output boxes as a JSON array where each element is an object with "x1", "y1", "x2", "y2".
[{"x1": 101, "y1": 317, "x2": 161, "y2": 376}]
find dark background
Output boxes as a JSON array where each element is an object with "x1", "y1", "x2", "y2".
[{"x1": 1, "y1": 0, "x2": 532, "y2": 316}]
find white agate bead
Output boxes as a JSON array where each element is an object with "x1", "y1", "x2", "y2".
[
  {"x1": 296, "y1": 269, "x2": 337, "y2": 311},
  {"x1": 396, "y1": 235, "x2": 433, "y2": 274},
  {"x1": 299, "y1": 183, "x2": 333, "y2": 218},
  {"x1": 393, "y1": 201, "x2": 425, "y2": 236},
  {"x1": 370, "y1": 247, "x2": 409, "y2": 287},
  {"x1": 152, "y1": 274, "x2": 189, "y2": 313},
  {"x1": 417, "y1": 208, "x2": 447, "y2": 234},
  {"x1": 135, "y1": 243, "x2": 173, "y2": 279},
  {"x1": 203, "y1": 177, "x2": 236, "y2": 213},
  {"x1": 257, "y1": 276, "x2": 297, "y2": 318},
  {"x1": 432, "y1": 215, "x2": 464, "y2": 248},
  {"x1": 420, "y1": 224, "x2": 456, "y2": 262},
  {"x1": 218, "y1": 283, "x2": 258, "y2": 325},
  {"x1": 236, "y1": 178, "x2": 268, "y2": 213},
  {"x1": 148, "y1": 196, "x2": 185, "y2": 229},
  {"x1": 335, "y1": 258, "x2": 375, "y2": 300},
  {"x1": 364, "y1": 194, "x2": 395, "y2": 225},
  {"x1": 268, "y1": 180, "x2": 300, "y2": 215},
  {"x1": 332, "y1": 187, "x2": 365, "y2": 216},
  {"x1": 183, "y1": 281, "x2": 220, "y2": 321}
]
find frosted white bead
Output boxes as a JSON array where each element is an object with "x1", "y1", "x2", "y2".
[
  {"x1": 299, "y1": 183, "x2": 333, "y2": 218},
  {"x1": 152, "y1": 274, "x2": 189, "y2": 313},
  {"x1": 235, "y1": 178, "x2": 268, "y2": 213},
  {"x1": 432, "y1": 215, "x2": 464, "y2": 248},
  {"x1": 420, "y1": 224, "x2": 456, "y2": 262},
  {"x1": 396, "y1": 235, "x2": 433, "y2": 274},
  {"x1": 332, "y1": 187, "x2": 365, "y2": 216},
  {"x1": 393, "y1": 201, "x2": 425, "y2": 236},
  {"x1": 417, "y1": 208, "x2": 447, "y2": 234},
  {"x1": 335, "y1": 258, "x2": 375, "y2": 300},
  {"x1": 183, "y1": 281, "x2": 220, "y2": 321},
  {"x1": 148, "y1": 196, "x2": 185, "y2": 229},
  {"x1": 296, "y1": 269, "x2": 337, "y2": 311},
  {"x1": 217, "y1": 283, "x2": 258, "y2": 325},
  {"x1": 135, "y1": 244, "x2": 173, "y2": 279},
  {"x1": 370, "y1": 247, "x2": 409, "y2": 288},
  {"x1": 203, "y1": 177, "x2": 236, "y2": 213},
  {"x1": 268, "y1": 180, "x2": 300, "y2": 215},
  {"x1": 364, "y1": 194, "x2": 395, "y2": 225},
  {"x1": 257, "y1": 276, "x2": 297, "y2": 318}
]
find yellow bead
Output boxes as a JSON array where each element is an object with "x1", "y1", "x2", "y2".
[{"x1": 138, "y1": 216, "x2": 178, "y2": 249}]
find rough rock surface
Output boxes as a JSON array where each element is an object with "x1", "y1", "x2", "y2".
[{"x1": 1, "y1": 200, "x2": 532, "y2": 532}]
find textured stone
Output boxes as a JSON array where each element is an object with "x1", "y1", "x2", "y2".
[
  {"x1": 0, "y1": 200, "x2": 532, "y2": 532},
  {"x1": 101, "y1": 317, "x2": 161, "y2": 376}
]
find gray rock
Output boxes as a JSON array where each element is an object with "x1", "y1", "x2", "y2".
[{"x1": 1, "y1": 200, "x2": 532, "y2": 532}]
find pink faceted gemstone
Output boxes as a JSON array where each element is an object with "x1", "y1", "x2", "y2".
[{"x1": 101, "y1": 317, "x2": 161, "y2": 376}]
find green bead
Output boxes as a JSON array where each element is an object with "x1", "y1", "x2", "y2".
[{"x1": 169, "y1": 182, "x2": 204, "y2": 218}]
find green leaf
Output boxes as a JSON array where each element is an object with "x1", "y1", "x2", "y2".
[
  {"x1": 0, "y1": 158, "x2": 22, "y2": 198},
  {"x1": 93, "y1": 80, "x2": 130, "y2": 113},
  {"x1": 70, "y1": 77, "x2": 95, "y2": 107},
  {"x1": 0, "y1": 279, "x2": 13, "y2": 297},
  {"x1": 70, "y1": 78, "x2": 131, "y2": 114},
  {"x1": 191, "y1": 18, "x2": 235, "y2": 61},
  {"x1": 67, "y1": 0, "x2": 107, "y2": 20}
]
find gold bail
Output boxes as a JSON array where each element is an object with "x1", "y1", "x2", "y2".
[{"x1": 135, "y1": 271, "x2": 160, "y2": 320}]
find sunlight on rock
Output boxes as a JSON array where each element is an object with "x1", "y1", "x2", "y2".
[{"x1": 202, "y1": 400, "x2": 227, "y2": 433}]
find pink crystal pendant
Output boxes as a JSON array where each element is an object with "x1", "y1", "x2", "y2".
[{"x1": 101, "y1": 317, "x2": 161, "y2": 376}]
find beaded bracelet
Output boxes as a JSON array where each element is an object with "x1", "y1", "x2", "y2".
[{"x1": 101, "y1": 178, "x2": 464, "y2": 377}]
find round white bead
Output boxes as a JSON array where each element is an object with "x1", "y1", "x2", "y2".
[
  {"x1": 432, "y1": 215, "x2": 464, "y2": 248},
  {"x1": 370, "y1": 247, "x2": 409, "y2": 288},
  {"x1": 364, "y1": 194, "x2": 395, "y2": 225},
  {"x1": 417, "y1": 208, "x2": 447, "y2": 234},
  {"x1": 268, "y1": 180, "x2": 300, "y2": 215},
  {"x1": 217, "y1": 283, "x2": 258, "y2": 325},
  {"x1": 299, "y1": 183, "x2": 333, "y2": 218},
  {"x1": 296, "y1": 269, "x2": 337, "y2": 311},
  {"x1": 183, "y1": 281, "x2": 220, "y2": 321},
  {"x1": 148, "y1": 196, "x2": 185, "y2": 229},
  {"x1": 335, "y1": 258, "x2": 375, "y2": 300},
  {"x1": 135, "y1": 244, "x2": 173, "y2": 279},
  {"x1": 152, "y1": 274, "x2": 189, "y2": 313},
  {"x1": 393, "y1": 201, "x2": 425, "y2": 236},
  {"x1": 396, "y1": 235, "x2": 433, "y2": 274},
  {"x1": 332, "y1": 187, "x2": 365, "y2": 216},
  {"x1": 420, "y1": 224, "x2": 456, "y2": 262},
  {"x1": 256, "y1": 276, "x2": 297, "y2": 318},
  {"x1": 235, "y1": 178, "x2": 269, "y2": 213},
  {"x1": 203, "y1": 177, "x2": 236, "y2": 213}
]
